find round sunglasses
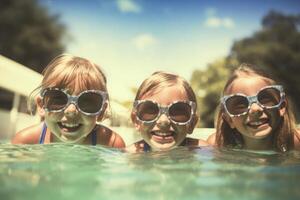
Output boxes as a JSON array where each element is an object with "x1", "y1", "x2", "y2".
[
  {"x1": 40, "y1": 88, "x2": 108, "y2": 116},
  {"x1": 221, "y1": 85, "x2": 285, "y2": 117},
  {"x1": 133, "y1": 100, "x2": 196, "y2": 125}
]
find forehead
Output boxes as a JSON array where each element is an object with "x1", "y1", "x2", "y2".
[
  {"x1": 140, "y1": 85, "x2": 189, "y2": 105},
  {"x1": 226, "y1": 76, "x2": 272, "y2": 95}
]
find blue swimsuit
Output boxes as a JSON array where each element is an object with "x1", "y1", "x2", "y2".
[{"x1": 39, "y1": 123, "x2": 97, "y2": 145}]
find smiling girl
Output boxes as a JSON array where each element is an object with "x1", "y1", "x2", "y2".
[
  {"x1": 12, "y1": 54, "x2": 125, "y2": 147},
  {"x1": 207, "y1": 63, "x2": 300, "y2": 152},
  {"x1": 126, "y1": 71, "x2": 208, "y2": 152}
]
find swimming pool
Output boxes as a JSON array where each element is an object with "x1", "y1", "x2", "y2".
[{"x1": 0, "y1": 142, "x2": 299, "y2": 200}]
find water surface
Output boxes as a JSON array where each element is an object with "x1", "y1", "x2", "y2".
[{"x1": 0, "y1": 144, "x2": 299, "y2": 200}]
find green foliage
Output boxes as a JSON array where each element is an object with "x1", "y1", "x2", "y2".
[
  {"x1": 0, "y1": 0, "x2": 67, "y2": 73},
  {"x1": 191, "y1": 11, "x2": 300, "y2": 127},
  {"x1": 191, "y1": 58, "x2": 235, "y2": 127},
  {"x1": 230, "y1": 10, "x2": 300, "y2": 121}
]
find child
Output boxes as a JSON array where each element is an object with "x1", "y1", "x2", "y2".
[
  {"x1": 126, "y1": 71, "x2": 208, "y2": 152},
  {"x1": 207, "y1": 63, "x2": 300, "y2": 152},
  {"x1": 11, "y1": 54, "x2": 125, "y2": 148}
]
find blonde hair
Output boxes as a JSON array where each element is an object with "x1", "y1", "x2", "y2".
[
  {"x1": 29, "y1": 54, "x2": 109, "y2": 115},
  {"x1": 41, "y1": 54, "x2": 107, "y2": 92},
  {"x1": 134, "y1": 71, "x2": 197, "y2": 104},
  {"x1": 215, "y1": 63, "x2": 297, "y2": 152}
]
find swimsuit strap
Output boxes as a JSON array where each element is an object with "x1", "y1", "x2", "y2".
[
  {"x1": 39, "y1": 123, "x2": 47, "y2": 144},
  {"x1": 91, "y1": 127, "x2": 97, "y2": 146},
  {"x1": 143, "y1": 141, "x2": 151, "y2": 152}
]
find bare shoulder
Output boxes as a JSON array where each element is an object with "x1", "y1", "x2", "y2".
[
  {"x1": 97, "y1": 125, "x2": 125, "y2": 148},
  {"x1": 206, "y1": 132, "x2": 217, "y2": 145},
  {"x1": 125, "y1": 140, "x2": 144, "y2": 153},
  {"x1": 186, "y1": 137, "x2": 209, "y2": 147},
  {"x1": 293, "y1": 129, "x2": 300, "y2": 150},
  {"x1": 11, "y1": 124, "x2": 43, "y2": 144}
]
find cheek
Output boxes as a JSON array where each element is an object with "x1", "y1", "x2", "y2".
[{"x1": 82, "y1": 115, "x2": 98, "y2": 124}]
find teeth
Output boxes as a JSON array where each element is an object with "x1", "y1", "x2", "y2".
[
  {"x1": 154, "y1": 132, "x2": 173, "y2": 136},
  {"x1": 248, "y1": 119, "x2": 268, "y2": 126},
  {"x1": 61, "y1": 122, "x2": 79, "y2": 128},
  {"x1": 249, "y1": 122, "x2": 263, "y2": 126}
]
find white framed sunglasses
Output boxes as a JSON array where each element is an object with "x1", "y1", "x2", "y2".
[
  {"x1": 221, "y1": 85, "x2": 285, "y2": 117},
  {"x1": 40, "y1": 88, "x2": 108, "y2": 116},
  {"x1": 133, "y1": 100, "x2": 196, "y2": 125}
]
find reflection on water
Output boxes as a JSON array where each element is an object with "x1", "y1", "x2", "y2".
[{"x1": 0, "y1": 144, "x2": 299, "y2": 200}]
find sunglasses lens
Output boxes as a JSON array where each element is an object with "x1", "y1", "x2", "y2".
[
  {"x1": 258, "y1": 88, "x2": 281, "y2": 107},
  {"x1": 78, "y1": 92, "x2": 104, "y2": 114},
  {"x1": 43, "y1": 90, "x2": 68, "y2": 111},
  {"x1": 169, "y1": 102, "x2": 192, "y2": 123},
  {"x1": 136, "y1": 101, "x2": 159, "y2": 121},
  {"x1": 225, "y1": 95, "x2": 249, "y2": 115}
]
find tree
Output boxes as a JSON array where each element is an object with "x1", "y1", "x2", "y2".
[
  {"x1": 0, "y1": 0, "x2": 67, "y2": 73},
  {"x1": 190, "y1": 58, "x2": 236, "y2": 127},
  {"x1": 229, "y1": 11, "x2": 300, "y2": 121}
]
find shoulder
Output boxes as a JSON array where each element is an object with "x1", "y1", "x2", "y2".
[
  {"x1": 96, "y1": 125, "x2": 125, "y2": 148},
  {"x1": 293, "y1": 129, "x2": 300, "y2": 150},
  {"x1": 125, "y1": 140, "x2": 145, "y2": 153},
  {"x1": 206, "y1": 132, "x2": 217, "y2": 145},
  {"x1": 185, "y1": 137, "x2": 209, "y2": 147},
  {"x1": 11, "y1": 123, "x2": 43, "y2": 144}
]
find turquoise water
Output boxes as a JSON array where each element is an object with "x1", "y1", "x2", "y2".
[{"x1": 0, "y1": 144, "x2": 299, "y2": 200}]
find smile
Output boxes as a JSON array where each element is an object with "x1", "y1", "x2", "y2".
[
  {"x1": 58, "y1": 122, "x2": 82, "y2": 132},
  {"x1": 151, "y1": 131, "x2": 174, "y2": 137},
  {"x1": 247, "y1": 118, "x2": 269, "y2": 127}
]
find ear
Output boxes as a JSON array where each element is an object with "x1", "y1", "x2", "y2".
[
  {"x1": 279, "y1": 99, "x2": 287, "y2": 117},
  {"x1": 222, "y1": 113, "x2": 235, "y2": 129},
  {"x1": 187, "y1": 114, "x2": 198, "y2": 134},
  {"x1": 35, "y1": 96, "x2": 45, "y2": 117}
]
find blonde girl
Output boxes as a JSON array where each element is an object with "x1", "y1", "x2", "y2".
[{"x1": 12, "y1": 54, "x2": 125, "y2": 147}]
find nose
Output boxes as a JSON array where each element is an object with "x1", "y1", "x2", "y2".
[
  {"x1": 156, "y1": 113, "x2": 171, "y2": 129},
  {"x1": 248, "y1": 102, "x2": 263, "y2": 116},
  {"x1": 64, "y1": 103, "x2": 79, "y2": 116}
]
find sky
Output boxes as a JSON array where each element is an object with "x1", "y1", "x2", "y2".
[{"x1": 40, "y1": 0, "x2": 300, "y2": 102}]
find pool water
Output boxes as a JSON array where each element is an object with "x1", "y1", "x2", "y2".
[{"x1": 0, "y1": 144, "x2": 299, "y2": 200}]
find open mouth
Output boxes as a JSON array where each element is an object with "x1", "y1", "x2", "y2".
[
  {"x1": 151, "y1": 131, "x2": 174, "y2": 137},
  {"x1": 150, "y1": 131, "x2": 175, "y2": 144},
  {"x1": 58, "y1": 122, "x2": 82, "y2": 132},
  {"x1": 247, "y1": 118, "x2": 269, "y2": 128}
]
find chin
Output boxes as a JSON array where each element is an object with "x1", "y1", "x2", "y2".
[
  {"x1": 251, "y1": 129, "x2": 273, "y2": 139},
  {"x1": 150, "y1": 141, "x2": 176, "y2": 150}
]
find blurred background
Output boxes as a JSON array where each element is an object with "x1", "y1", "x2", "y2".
[{"x1": 0, "y1": 0, "x2": 299, "y2": 140}]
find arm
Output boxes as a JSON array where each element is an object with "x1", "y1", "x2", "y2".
[
  {"x1": 294, "y1": 129, "x2": 300, "y2": 151},
  {"x1": 206, "y1": 133, "x2": 217, "y2": 146},
  {"x1": 111, "y1": 132, "x2": 126, "y2": 148},
  {"x1": 11, "y1": 124, "x2": 42, "y2": 144},
  {"x1": 124, "y1": 140, "x2": 144, "y2": 153}
]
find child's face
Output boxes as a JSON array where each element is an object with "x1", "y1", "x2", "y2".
[
  {"x1": 224, "y1": 76, "x2": 286, "y2": 140},
  {"x1": 38, "y1": 87, "x2": 106, "y2": 143},
  {"x1": 133, "y1": 85, "x2": 197, "y2": 150}
]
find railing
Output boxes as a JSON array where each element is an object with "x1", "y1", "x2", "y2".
[{"x1": 0, "y1": 55, "x2": 42, "y2": 139}]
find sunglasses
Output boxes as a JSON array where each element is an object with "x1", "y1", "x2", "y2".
[
  {"x1": 222, "y1": 85, "x2": 285, "y2": 117},
  {"x1": 133, "y1": 100, "x2": 196, "y2": 125},
  {"x1": 40, "y1": 88, "x2": 108, "y2": 116}
]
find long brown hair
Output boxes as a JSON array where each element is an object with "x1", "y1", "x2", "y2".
[{"x1": 215, "y1": 63, "x2": 297, "y2": 152}]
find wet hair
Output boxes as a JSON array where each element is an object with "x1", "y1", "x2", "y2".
[
  {"x1": 215, "y1": 63, "x2": 297, "y2": 152},
  {"x1": 134, "y1": 71, "x2": 197, "y2": 104},
  {"x1": 28, "y1": 54, "x2": 109, "y2": 115}
]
